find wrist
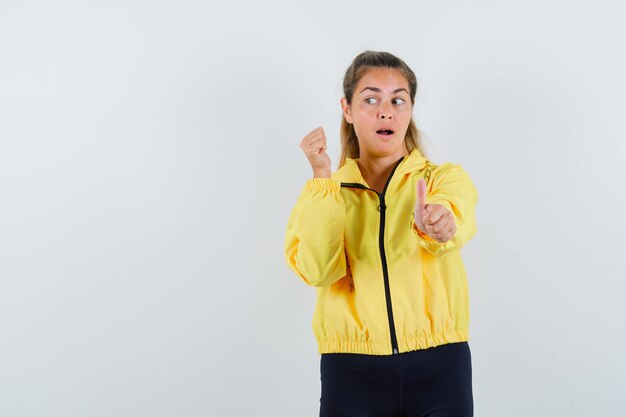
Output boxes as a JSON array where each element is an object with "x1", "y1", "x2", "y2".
[{"x1": 313, "y1": 169, "x2": 331, "y2": 178}]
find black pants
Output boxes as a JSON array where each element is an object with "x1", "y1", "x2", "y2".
[{"x1": 319, "y1": 341, "x2": 473, "y2": 417}]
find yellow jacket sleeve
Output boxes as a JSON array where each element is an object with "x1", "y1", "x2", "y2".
[
  {"x1": 411, "y1": 163, "x2": 478, "y2": 257},
  {"x1": 284, "y1": 178, "x2": 347, "y2": 287}
]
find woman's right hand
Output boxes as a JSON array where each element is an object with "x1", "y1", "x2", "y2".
[{"x1": 300, "y1": 127, "x2": 331, "y2": 178}]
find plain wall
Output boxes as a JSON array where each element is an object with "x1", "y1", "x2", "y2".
[{"x1": 1, "y1": 0, "x2": 625, "y2": 416}]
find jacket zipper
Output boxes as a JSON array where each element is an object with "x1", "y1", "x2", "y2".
[{"x1": 340, "y1": 156, "x2": 405, "y2": 355}]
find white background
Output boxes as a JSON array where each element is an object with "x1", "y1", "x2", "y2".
[{"x1": 1, "y1": 1, "x2": 625, "y2": 416}]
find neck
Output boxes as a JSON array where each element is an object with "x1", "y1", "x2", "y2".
[{"x1": 357, "y1": 148, "x2": 409, "y2": 181}]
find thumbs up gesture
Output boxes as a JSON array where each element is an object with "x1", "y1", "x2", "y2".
[{"x1": 413, "y1": 179, "x2": 457, "y2": 243}]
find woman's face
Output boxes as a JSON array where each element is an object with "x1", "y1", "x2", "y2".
[{"x1": 341, "y1": 67, "x2": 413, "y2": 157}]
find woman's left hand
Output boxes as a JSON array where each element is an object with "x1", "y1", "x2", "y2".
[{"x1": 414, "y1": 179, "x2": 457, "y2": 243}]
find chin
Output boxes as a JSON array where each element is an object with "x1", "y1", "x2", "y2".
[{"x1": 365, "y1": 142, "x2": 403, "y2": 156}]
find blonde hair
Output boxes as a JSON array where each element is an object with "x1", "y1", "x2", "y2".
[{"x1": 338, "y1": 50, "x2": 427, "y2": 169}]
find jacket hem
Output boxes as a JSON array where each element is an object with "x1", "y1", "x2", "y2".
[
  {"x1": 317, "y1": 328, "x2": 469, "y2": 355},
  {"x1": 400, "y1": 328, "x2": 469, "y2": 353}
]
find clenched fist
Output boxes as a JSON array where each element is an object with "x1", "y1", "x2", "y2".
[
  {"x1": 300, "y1": 127, "x2": 331, "y2": 178},
  {"x1": 413, "y1": 178, "x2": 456, "y2": 243}
]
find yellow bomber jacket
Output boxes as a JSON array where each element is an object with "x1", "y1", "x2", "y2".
[{"x1": 284, "y1": 147, "x2": 478, "y2": 355}]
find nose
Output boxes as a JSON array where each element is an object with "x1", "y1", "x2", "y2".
[{"x1": 378, "y1": 101, "x2": 393, "y2": 119}]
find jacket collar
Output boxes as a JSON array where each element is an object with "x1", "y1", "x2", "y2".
[{"x1": 331, "y1": 147, "x2": 429, "y2": 185}]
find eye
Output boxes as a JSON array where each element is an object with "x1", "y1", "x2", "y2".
[
  {"x1": 393, "y1": 98, "x2": 406, "y2": 105},
  {"x1": 365, "y1": 97, "x2": 378, "y2": 104}
]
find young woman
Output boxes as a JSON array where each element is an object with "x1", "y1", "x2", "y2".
[{"x1": 284, "y1": 50, "x2": 478, "y2": 417}]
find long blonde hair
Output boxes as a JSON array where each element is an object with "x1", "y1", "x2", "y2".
[{"x1": 338, "y1": 50, "x2": 427, "y2": 169}]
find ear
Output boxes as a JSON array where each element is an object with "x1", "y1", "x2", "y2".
[{"x1": 340, "y1": 97, "x2": 353, "y2": 124}]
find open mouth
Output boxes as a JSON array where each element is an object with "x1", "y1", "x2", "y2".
[{"x1": 376, "y1": 129, "x2": 394, "y2": 137}]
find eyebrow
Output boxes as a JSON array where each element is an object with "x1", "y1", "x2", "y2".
[{"x1": 359, "y1": 87, "x2": 409, "y2": 95}]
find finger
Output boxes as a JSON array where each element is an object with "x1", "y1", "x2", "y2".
[
  {"x1": 441, "y1": 219, "x2": 457, "y2": 240},
  {"x1": 426, "y1": 214, "x2": 450, "y2": 235},
  {"x1": 316, "y1": 128, "x2": 326, "y2": 143},
  {"x1": 423, "y1": 205, "x2": 446, "y2": 225},
  {"x1": 308, "y1": 137, "x2": 326, "y2": 152},
  {"x1": 305, "y1": 134, "x2": 324, "y2": 147},
  {"x1": 304, "y1": 128, "x2": 326, "y2": 145},
  {"x1": 317, "y1": 136, "x2": 327, "y2": 150},
  {"x1": 435, "y1": 223, "x2": 453, "y2": 238}
]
